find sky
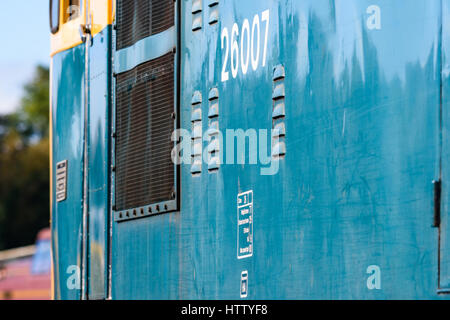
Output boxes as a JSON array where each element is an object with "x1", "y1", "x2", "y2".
[{"x1": 0, "y1": 1, "x2": 50, "y2": 115}]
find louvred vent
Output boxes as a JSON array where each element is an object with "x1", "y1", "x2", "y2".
[
  {"x1": 115, "y1": 52, "x2": 175, "y2": 211},
  {"x1": 116, "y1": 0, "x2": 175, "y2": 50}
]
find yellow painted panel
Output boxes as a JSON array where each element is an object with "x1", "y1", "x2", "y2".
[
  {"x1": 90, "y1": 0, "x2": 115, "y2": 36},
  {"x1": 50, "y1": 0, "x2": 85, "y2": 56},
  {"x1": 51, "y1": 0, "x2": 115, "y2": 56},
  {"x1": 62, "y1": 0, "x2": 82, "y2": 23}
]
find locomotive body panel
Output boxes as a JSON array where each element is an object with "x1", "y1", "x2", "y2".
[{"x1": 50, "y1": 0, "x2": 450, "y2": 299}]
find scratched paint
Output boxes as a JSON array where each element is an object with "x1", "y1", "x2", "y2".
[
  {"x1": 110, "y1": 0, "x2": 443, "y2": 299},
  {"x1": 52, "y1": 0, "x2": 450, "y2": 299},
  {"x1": 51, "y1": 44, "x2": 85, "y2": 300},
  {"x1": 87, "y1": 26, "x2": 112, "y2": 300}
]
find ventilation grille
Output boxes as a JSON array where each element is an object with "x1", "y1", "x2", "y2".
[
  {"x1": 115, "y1": 52, "x2": 175, "y2": 211},
  {"x1": 116, "y1": 0, "x2": 175, "y2": 50}
]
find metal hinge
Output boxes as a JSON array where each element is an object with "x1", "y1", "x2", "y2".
[
  {"x1": 433, "y1": 179, "x2": 441, "y2": 228},
  {"x1": 79, "y1": 24, "x2": 92, "y2": 43}
]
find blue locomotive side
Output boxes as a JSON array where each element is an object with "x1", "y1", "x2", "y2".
[{"x1": 50, "y1": 0, "x2": 450, "y2": 299}]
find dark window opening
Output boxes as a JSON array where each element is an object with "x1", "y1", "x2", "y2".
[
  {"x1": 63, "y1": 0, "x2": 81, "y2": 23},
  {"x1": 49, "y1": 0, "x2": 60, "y2": 34}
]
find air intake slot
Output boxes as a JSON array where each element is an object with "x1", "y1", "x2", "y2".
[
  {"x1": 115, "y1": 52, "x2": 175, "y2": 211},
  {"x1": 116, "y1": 0, "x2": 175, "y2": 50}
]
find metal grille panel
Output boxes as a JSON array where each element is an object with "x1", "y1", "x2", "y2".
[
  {"x1": 116, "y1": 0, "x2": 175, "y2": 50},
  {"x1": 115, "y1": 52, "x2": 175, "y2": 211}
]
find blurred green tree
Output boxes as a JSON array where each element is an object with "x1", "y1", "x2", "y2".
[
  {"x1": 0, "y1": 65, "x2": 49, "y2": 250},
  {"x1": 17, "y1": 65, "x2": 50, "y2": 139}
]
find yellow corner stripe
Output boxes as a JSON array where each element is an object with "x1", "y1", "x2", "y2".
[{"x1": 90, "y1": 0, "x2": 115, "y2": 36}]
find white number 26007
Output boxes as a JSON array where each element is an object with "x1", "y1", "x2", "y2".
[{"x1": 221, "y1": 10, "x2": 270, "y2": 82}]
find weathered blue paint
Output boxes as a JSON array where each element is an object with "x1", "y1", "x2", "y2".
[
  {"x1": 87, "y1": 26, "x2": 112, "y2": 300},
  {"x1": 440, "y1": 0, "x2": 450, "y2": 292},
  {"x1": 52, "y1": 0, "x2": 450, "y2": 299},
  {"x1": 51, "y1": 43, "x2": 85, "y2": 300},
  {"x1": 109, "y1": 0, "x2": 445, "y2": 299}
]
